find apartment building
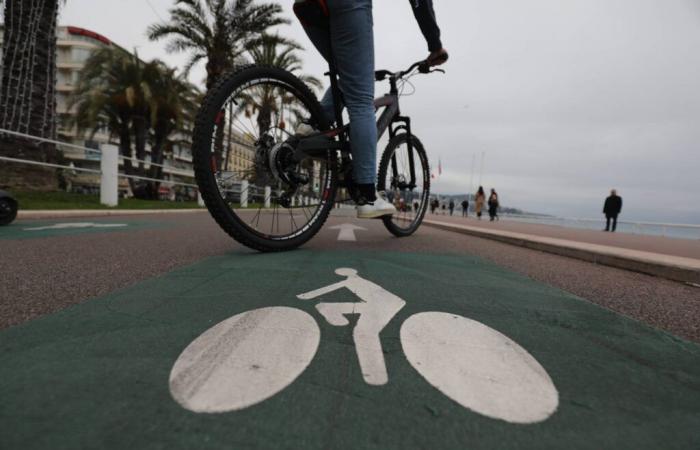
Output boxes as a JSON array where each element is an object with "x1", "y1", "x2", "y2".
[{"x1": 1, "y1": 25, "x2": 256, "y2": 195}]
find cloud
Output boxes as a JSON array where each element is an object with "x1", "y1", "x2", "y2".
[{"x1": 60, "y1": 0, "x2": 700, "y2": 223}]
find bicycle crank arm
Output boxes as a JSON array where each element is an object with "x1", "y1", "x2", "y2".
[{"x1": 294, "y1": 134, "x2": 344, "y2": 160}]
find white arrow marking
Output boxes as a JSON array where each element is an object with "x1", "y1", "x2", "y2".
[
  {"x1": 24, "y1": 222, "x2": 128, "y2": 231},
  {"x1": 329, "y1": 223, "x2": 367, "y2": 242}
]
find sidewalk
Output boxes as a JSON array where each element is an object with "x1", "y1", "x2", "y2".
[{"x1": 421, "y1": 214, "x2": 700, "y2": 285}]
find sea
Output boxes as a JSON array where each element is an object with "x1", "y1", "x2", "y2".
[{"x1": 500, "y1": 215, "x2": 700, "y2": 241}]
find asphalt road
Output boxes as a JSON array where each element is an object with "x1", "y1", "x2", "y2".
[
  {"x1": 2, "y1": 210, "x2": 700, "y2": 450},
  {"x1": 1, "y1": 211, "x2": 698, "y2": 342}
]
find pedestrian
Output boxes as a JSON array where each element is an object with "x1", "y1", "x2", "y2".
[
  {"x1": 441, "y1": 203, "x2": 446, "y2": 215},
  {"x1": 475, "y1": 187, "x2": 485, "y2": 220},
  {"x1": 488, "y1": 189, "x2": 499, "y2": 222},
  {"x1": 413, "y1": 201, "x2": 419, "y2": 214},
  {"x1": 461, "y1": 198, "x2": 469, "y2": 217},
  {"x1": 430, "y1": 198, "x2": 438, "y2": 214},
  {"x1": 448, "y1": 199, "x2": 455, "y2": 216},
  {"x1": 603, "y1": 189, "x2": 623, "y2": 232}
]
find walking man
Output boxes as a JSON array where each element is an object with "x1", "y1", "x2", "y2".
[
  {"x1": 603, "y1": 189, "x2": 623, "y2": 232},
  {"x1": 448, "y1": 199, "x2": 455, "y2": 216},
  {"x1": 461, "y1": 198, "x2": 469, "y2": 217}
]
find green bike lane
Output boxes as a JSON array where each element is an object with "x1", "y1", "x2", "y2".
[{"x1": 1, "y1": 248, "x2": 699, "y2": 450}]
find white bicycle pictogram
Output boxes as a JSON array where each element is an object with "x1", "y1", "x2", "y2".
[{"x1": 169, "y1": 268, "x2": 559, "y2": 424}]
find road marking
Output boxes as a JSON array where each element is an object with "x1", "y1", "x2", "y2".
[
  {"x1": 329, "y1": 223, "x2": 367, "y2": 241},
  {"x1": 298, "y1": 268, "x2": 405, "y2": 385},
  {"x1": 171, "y1": 267, "x2": 558, "y2": 423},
  {"x1": 24, "y1": 222, "x2": 128, "y2": 231},
  {"x1": 169, "y1": 307, "x2": 320, "y2": 413},
  {"x1": 401, "y1": 312, "x2": 559, "y2": 424}
]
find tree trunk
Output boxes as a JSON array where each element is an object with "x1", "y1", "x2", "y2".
[
  {"x1": 130, "y1": 117, "x2": 151, "y2": 199},
  {"x1": 148, "y1": 133, "x2": 166, "y2": 200},
  {"x1": 0, "y1": 0, "x2": 60, "y2": 191}
]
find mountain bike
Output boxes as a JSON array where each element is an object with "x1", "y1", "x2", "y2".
[{"x1": 192, "y1": 56, "x2": 444, "y2": 252}]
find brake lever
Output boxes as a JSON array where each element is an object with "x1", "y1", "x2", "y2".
[{"x1": 431, "y1": 68, "x2": 446, "y2": 74}]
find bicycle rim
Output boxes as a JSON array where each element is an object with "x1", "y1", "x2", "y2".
[
  {"x1": 193, "y1": 66, "x2": 336, "y2": 251},
  {"x1": 378, "y1": 134, "x2": 431, "y2": 237}
]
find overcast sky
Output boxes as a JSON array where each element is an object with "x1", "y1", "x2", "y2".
[{"x1": 60, "y1": 0, "x2": 700, "y2": 223}]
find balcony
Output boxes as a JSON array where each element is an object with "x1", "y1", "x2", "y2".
[{"x1": 57, "y1": 61, "x2": 84, "y2": 70}]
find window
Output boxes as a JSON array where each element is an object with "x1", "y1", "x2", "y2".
[{"x1": 72, "y1": 48, "x2": 92, "y2": 63}]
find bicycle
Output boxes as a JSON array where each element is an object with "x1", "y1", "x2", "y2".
[
  {"x1": 192, "y1": 55, "x2": 444, "y2": 252},
  {"x1": 169, "y1": 267, "x2": 559, "y2": 424}
]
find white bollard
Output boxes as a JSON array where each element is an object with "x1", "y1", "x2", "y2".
[
  {"x1": 197, "y1": 191, "x2": 205, "y2": 207},
  {"x1": 100, "y1": 144, "x2": 119, "y2": 207},
  {"x1": 291, "y1": 196, "x2": 296, "y2": 207},
  {"x1": 240, "y1": 180, "x2": 249, "y2": 208},
  {"x1": 264, "y1": 186, "x2": 271, "y2": 209}
]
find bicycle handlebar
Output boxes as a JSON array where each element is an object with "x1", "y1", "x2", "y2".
[{"x1": 375, "y1": 57, "x2": 447, "y2": 82}]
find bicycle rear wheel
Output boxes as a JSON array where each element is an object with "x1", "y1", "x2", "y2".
[
  {"x1": 377, "y1": 133, "x2": 430, "y2": 237},
  {"x1": 192, "y1": 65, "x2": 337, "y2": 252}
]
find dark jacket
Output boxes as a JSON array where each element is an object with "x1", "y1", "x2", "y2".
[
  {"x1": 603, "y1": 195, "x2": 623, "y2": 216},
  {"x1": 410, "y1": 0, "x2": 443, "y2": 52}
]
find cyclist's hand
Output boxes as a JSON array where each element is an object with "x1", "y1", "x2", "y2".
[{"x1": 427, "y1": 48, "x2": 449, "y2": 66}]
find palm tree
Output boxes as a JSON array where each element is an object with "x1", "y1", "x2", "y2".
[
  {"x1": 0, "y1": 0, "x2": 63, "y2": 190},
  {"x1": 147, "y1": 64, "x2": 200, "y2": 196},
  {"x1": 147, "y1": 0, "x2": 288, "y2": 90},
  {"x1": 243, "y1": 33, "x2": 321, "y2": 135},
  {"x1": 70, "y1": 48, "x2": 154, "y2": 178},
  {"x1": 148, "y1": 0, "x2": 287, "y2": 169},
  {"x1": 70, "y1": 47, "x2": 198, "y2": 198}
]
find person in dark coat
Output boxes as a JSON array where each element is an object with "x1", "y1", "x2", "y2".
[
  {"x1": 487, "y1": 189, "x2": 499, "y2": 222},
  {"x1": 448, "y1": 199, "x2": 455, "y2": 216},
  {"x1": 603, "y1": 189, "x2": 623, "y2": 232},
  {"x1": 461, "y1": 199, "x2": 469, "y2": 217}
]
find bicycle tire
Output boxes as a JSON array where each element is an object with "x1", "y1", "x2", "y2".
[
  {"x1": 192, "y1": 65, "x2": 337, "y2": 252},
  {"x1": 377, "y1": 133, "x2": 431, "y2": 237}
]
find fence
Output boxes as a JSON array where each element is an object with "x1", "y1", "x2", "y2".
[
  {"x1": 0, "y1": 128, "x2": 324, "y2": 210},
  {"x1": 1, "y1": 128, "x2": 202, "y2": 207}
]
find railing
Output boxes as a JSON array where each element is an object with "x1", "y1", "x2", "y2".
[
  {"x1": 0, "y1": 128, "x2": 196, "y2": 178},
  {"x1": 0, "y1": 128, "x2": 320, "y2": 210},
  {"x1": 0, "y1": 128, "x2": 201, "y2": 207}
]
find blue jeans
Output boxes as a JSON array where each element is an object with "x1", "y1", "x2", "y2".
[{"x1": 301, "y1": 0, "x2": 377, "y2": 185}]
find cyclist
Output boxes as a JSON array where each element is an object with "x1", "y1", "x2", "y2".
[{"x1": 294, "y1": 0, "x2": 448, "y2": 218}]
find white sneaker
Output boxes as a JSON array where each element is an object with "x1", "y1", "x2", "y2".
[{"x1": 357, "y1": 191, "x2": 397, "y2": 219}]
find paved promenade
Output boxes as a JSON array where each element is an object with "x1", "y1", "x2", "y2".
[
  {"x1": 2, "y1": 210, "x2": 700, "y2": 449},
  {"x1": 421, "y1": 213, "x2": 700, "y2": 285}
]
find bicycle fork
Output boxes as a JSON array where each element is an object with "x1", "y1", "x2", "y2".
[{"x1": 297, "y1": 268, "x2": 406, "y2": 385}]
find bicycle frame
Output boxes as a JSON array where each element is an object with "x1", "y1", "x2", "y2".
[{"x1": 295, "y1": 58, "x2": 419, "y2": 192}]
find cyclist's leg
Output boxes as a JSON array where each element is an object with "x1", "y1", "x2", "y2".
[
  {"x1": 300, "y1": 0, "x2": 378, "y2": 198},
  {"x1": 326, "y1": 0, "x2": 377, "y2": 188},
  {"x1": 298, "y1": 22, "x2": 336, "y2": 124}
]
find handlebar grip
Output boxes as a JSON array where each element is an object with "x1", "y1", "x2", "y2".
[{"x1": 375, "y1": 70, "x2": 392, "y2": 81}]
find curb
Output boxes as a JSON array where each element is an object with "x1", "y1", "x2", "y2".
[
  {"x1": 18, "y1": 209, "x2": 205, "y2": 220},
  {"x1": 422, "y1": 219, "x2": 700, "y2": 285}
]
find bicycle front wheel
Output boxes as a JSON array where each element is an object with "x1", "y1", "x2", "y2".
[
  {"x1": 192, "y1": 65, "x2": 337, "y2": 252},
  {"x1": 377, "y1": 133, "x2": 431, "y2": 237}
]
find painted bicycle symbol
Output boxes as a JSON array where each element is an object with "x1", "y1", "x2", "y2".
[{"x1": 169, "y1": 268, "x2": 559, "y2": 424}]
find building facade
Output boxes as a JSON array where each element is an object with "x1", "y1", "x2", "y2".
[{"x1": 1, "y1": 25, "x2": 256, "y2": 196}]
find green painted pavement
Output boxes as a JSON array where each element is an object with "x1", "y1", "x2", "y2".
[
  {"x1": 1, "y1": 251, "x2": 699, "y2": 450},
  {"x1": 0, "y1": 218, "x2": 167, "y2": 240}
]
